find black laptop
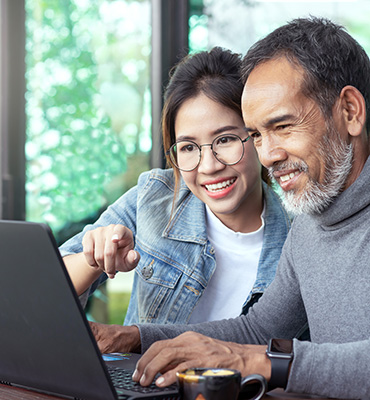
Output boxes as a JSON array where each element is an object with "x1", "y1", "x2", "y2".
[{"x1": 0, "y1": 220, "x2": 179, "y2": 400}]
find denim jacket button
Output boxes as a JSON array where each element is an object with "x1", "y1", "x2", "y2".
[
  {"x1": 142, "y1": 264, "x2": 154, "y2": 279},
  {"x1": 210, "y1": 247, "x2": 215, "y2": 255}
]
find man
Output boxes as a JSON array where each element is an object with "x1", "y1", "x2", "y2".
[{"x1": 90, "y1": 17, "x2": 370, "y2": 398}]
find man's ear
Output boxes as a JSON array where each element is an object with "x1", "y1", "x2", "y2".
[{"x1": 339, "y1": 85, "x2": 366, "y2": 137}]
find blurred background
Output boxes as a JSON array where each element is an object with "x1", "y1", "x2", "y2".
[{"x1": 1, "y1": 0, "x2": 370, "y2": 324}]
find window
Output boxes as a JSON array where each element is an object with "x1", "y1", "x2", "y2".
[
  {"x1": 189, "y1": 0, "x2": 370, "y2": 55},
  {"x1": 1, "y1": 0, "x2": 188, "y2": 324},
  {"x1": 25, "y1": 0, "x2": 152, "y2": 244}
]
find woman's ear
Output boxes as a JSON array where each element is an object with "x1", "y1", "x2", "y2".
[{"x1": 339, "y1": 85, "x2": 366, "y2": 137}]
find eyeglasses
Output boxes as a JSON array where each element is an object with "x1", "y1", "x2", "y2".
[{"x1": 166, "y1": 133, "x2": 250, "y2": 172}]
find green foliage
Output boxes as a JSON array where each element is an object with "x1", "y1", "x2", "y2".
[
  {"x1": 108, "y1": 291, "x2": 132, "y2": 325},
  {"x1": 25, "y1": 0, "x2": 151, "y2": 241}
]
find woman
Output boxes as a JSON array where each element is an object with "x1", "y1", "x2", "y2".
[{"x1": 61, "y1": 47, "x2": 291, "y2": 325}]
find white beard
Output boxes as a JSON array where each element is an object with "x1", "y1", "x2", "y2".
[{"x1": 269, "y1": 131, "x2": 353, "y2": 216}]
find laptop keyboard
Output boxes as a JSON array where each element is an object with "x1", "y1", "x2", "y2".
[{"x1": 108, "y1": 365, "x2": 179, "y2": 399}]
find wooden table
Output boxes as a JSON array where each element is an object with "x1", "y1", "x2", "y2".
[{"x1": 0, "y1": 383, "x2": 336, "y2": 400}]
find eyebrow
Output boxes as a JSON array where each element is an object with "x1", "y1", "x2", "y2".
[
  {"x1": 244, "y1": 114, "x2": 295, "y2": 132},
  {"x1": 176, "y1": 125, "x2": 241, "y2": 142},
  {"x1": 264, "y1": 114, "x2": 295, "y2": 127}
]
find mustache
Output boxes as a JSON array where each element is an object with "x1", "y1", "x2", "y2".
[{"x1": 267, "y1": 161, "x2": 308, "y2": 180}]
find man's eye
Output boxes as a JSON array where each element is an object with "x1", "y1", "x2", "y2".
[
  {"x1": 276, "y1": 124, "x2": 290, "y2": 130},
  {"x1": 249, "y1": 132, "x2": 261, "y2": 139}
]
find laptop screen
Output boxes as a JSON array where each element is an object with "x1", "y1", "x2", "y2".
[{"x1": 0, "y1": 220, "x2": 117, "y2": 399}]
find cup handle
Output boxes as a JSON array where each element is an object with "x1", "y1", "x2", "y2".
[{"x1": 240, "y1": 374, "x2": 267, "y2": 400}]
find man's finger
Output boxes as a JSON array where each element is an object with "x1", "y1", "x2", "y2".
[
  {"x1": 155, "y1": 361, "x2": 194, "y2": 387},
  {"x1": 135, "y1": 343, "x2": 188, "y2": 386}
]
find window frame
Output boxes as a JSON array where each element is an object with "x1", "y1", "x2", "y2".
[
  {"x1": 0, "y1": 0, "x2": 189, "y2": 220},
  {"x1": 0, "y1": 0, "x2": 26, "y2": 220}
]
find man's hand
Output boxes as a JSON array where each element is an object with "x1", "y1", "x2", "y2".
[
  {"x1": 89, "y1": 321, "x2": 141, "y2": 354},
  {"x1": 82, "y1": 224, "x2": 140, "y2": 279},
  {"x1": 132, "y1": 331, "x2": 271, "y2": 387}
]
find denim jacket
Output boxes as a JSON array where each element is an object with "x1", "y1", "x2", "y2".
[{"x1": 59, "y1": 168, "x2": 291, "y2": 325}]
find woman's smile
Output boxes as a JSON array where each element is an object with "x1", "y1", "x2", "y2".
[{"x1": 202, "y1": 177, "x2": 237, "y2": 198}]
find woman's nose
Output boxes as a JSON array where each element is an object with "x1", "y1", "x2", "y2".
[{"x1": 197, "y1": 145, "x2": 225, "y2": 174}]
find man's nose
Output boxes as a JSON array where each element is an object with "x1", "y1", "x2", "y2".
[
  {"x1": 197, "y1": 145, "x2": 225, "y2": 173},
  {"x1": 257, "y1": 138, "x2": 288, "y2": 169}
]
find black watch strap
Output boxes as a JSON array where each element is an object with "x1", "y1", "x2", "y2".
[
  {"x1": 269, "y1": 355, "x2": 291, "y2": 389},
  {"x1": 266, "y1": 338, "x2": 293, "y2": 390}
]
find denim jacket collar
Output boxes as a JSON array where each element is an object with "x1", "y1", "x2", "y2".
[
  {"x1": 252, "y1": 182, "x2": 291, "y2": 296},
  {"x1": 162, "y1": 187, "x2": 208, "y2": 245}
]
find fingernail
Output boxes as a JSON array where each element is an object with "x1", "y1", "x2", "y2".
[
  {"x1": 132, "y1": 369, "x2": 139, "y2": 381},
  {"x1": 140, "y1": 374, "x2": 146, "y2": 385},
  {"x1": 112, "y1": 234, "x2": 119, "y2": 241},
  {"x1": 133, "y1": 251, "x2": 138, "y2": 261},
  {"x1": 156, "y1": 376, "x2": 165, "y2": 386}
]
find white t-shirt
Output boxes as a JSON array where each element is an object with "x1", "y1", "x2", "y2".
[{"x1": 188, "y1": 205, "x2": 265, "y2": 323}]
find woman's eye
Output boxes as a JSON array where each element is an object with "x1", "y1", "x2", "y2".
[
  {"x1": 216, "y1": 135, "x2": 237, "y2": 145},
  {"x1": 218, "y1": 137, "x2": 229, "y2": 145},
  {"x1": 179, "y1": 143, "x2": 196, "y2": 152}
]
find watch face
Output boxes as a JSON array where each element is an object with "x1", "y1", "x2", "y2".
[{"x1": 270, "y1": 339, "x2": 293, "y2": 354}]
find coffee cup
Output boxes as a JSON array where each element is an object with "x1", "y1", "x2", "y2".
[{"x1": 176, "y1": 368, "x2": 267, "y2": 400}]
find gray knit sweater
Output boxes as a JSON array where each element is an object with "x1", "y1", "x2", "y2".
[{"x1": 137, "y1": 156, "x2": 370, "y2": 399}]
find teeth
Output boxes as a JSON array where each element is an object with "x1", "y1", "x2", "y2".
[
  {"x1": 205, "y1": 178, "x2": 236, "y2": 192},
  {"x1": 280, "y1": 171, "x2": 300, "y2": 182}
]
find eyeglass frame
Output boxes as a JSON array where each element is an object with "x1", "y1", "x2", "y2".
[{"x1": 166, "y1": 133, "x2": 250, "y2": 172}]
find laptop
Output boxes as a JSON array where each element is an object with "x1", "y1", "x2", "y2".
[{"x1": 0, "y1": 220, "x2": 180, "y2": 400}]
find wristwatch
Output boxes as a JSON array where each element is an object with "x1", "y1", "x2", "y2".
[{"x1": 266, "y1": 338, "x2": 294, "y2": 389}]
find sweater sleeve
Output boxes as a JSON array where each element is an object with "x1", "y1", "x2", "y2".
[
  {"x1": 137, "y1": 234, "x2": 308, "y2": 352},
  {"x1": 288, "y1": 339, "x2": 370, "y2": 399}
]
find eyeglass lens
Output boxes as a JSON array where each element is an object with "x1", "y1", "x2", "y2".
[{"x1": 170, "y1": 134, "x2": 245, "y2": 171}]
